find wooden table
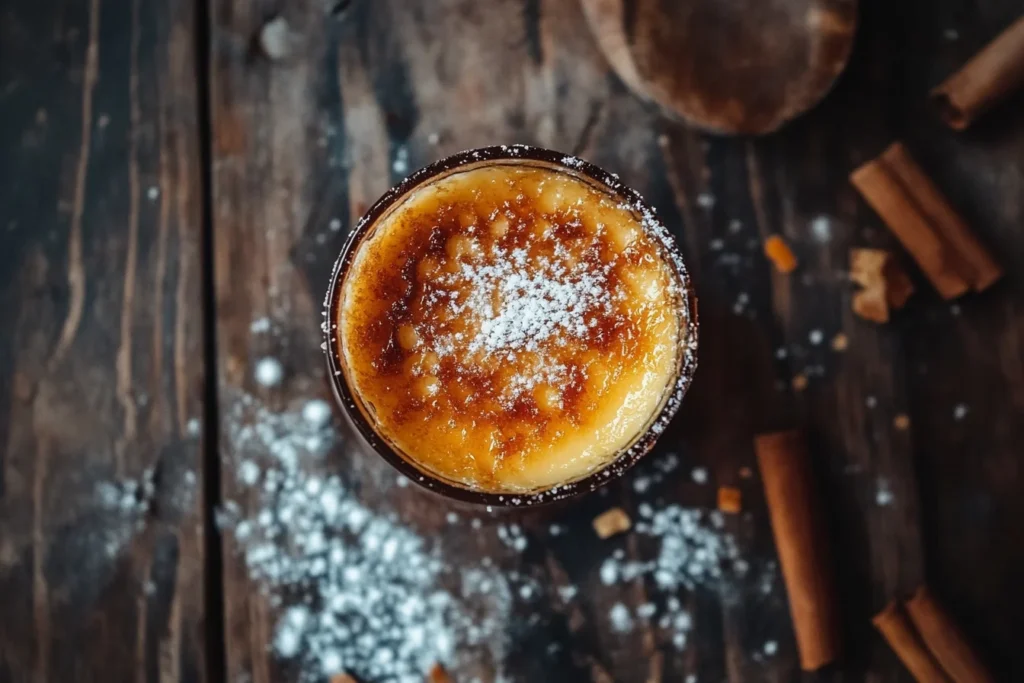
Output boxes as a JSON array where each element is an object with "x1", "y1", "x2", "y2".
[{"x1": 2, "y1": 0, "x2": 1023, "y2": 681}]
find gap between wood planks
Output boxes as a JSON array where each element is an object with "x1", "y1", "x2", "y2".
[{"x1": 192, "y1": 0, "x2": 228, "y2": 679}]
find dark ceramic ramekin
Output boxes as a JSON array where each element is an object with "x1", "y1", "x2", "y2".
[{"x1": 323, "y1": 144, "x2": 698, "y2": 507}]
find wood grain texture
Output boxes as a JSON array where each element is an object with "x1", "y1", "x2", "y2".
[
  {"x1": 899, "y1": 1, "x2": 1024, "y2": 674},
  {"x1": 2, "y1": 0, "x2": 1022, "y2": 681},
  {"x1": 207, "y1": 0, "x2": 1024, "y2": 681},
  {"x1": 0, "y1": 0, "x2": 207, "y2": 681}
]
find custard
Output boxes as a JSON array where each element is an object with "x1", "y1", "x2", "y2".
[{"x1": 337, "y1": 162, "x2": 687, "y2": 493}]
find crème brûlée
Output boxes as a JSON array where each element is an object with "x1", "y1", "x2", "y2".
[{"x1": 337, "y1": 161, "x2": 690, "y2": 494}]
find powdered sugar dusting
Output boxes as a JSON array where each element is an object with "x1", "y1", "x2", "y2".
[
  {"x1": 437, "y1": 248, "x2": 612, "y2": 357},
  {"x1": 219, "y1": 390, "x2": 513, "y2": 682},
  {"x1": 585, "y1": 493, "x2": 773, "y2": 651}
]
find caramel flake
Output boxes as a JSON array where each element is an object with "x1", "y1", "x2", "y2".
[
  {"x1": 718, "y1": 486, "x2": 743, "y2": 514},
  {"x1": 593, "y1": 507, "x2": 632, "y2": 539},
  {"x1": 764, "y1": 235, "x2": 798, "y2": 274}
]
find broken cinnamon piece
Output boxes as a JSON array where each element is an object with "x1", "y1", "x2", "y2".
[
  {"x1": 873, "y1": 601, "x2": 949, "y2": 683},
  {"x1": 717, "y1": 486, "x2": 742, "y2": 513},
  {"x1": 850, "y1": 248, "x2": 915, "y2": 323},
  {"x1": 853, "y1": 287, "x2": 891, "y2": 324},
  {"x1": 755, "y1": 431, "x2": 840, "y2": 670},
  {"x1": 905, "y1": 586, "x2": 995, "y2": 683},
  {"x1": 893, "y1": 413, "x2": 911, "y2": 431},
  {"x1": 593, "y1": 507, "x2": 632, "y2": 538},
  {"x1": 830, "y1": 333, "x2": 849, "y2": 351},
  {"x1": 931, "y1": 17, "x2": 1024, "y2": 130},
  {"x1": 850, "y1": 143, "x2": 1001, "y2": 297},
  {"x1": 427, "y1": 663, "x2": 453, "y2": 683},
  {"x1": 764, "y1": 235, "x2": 798, "y2": 273}
]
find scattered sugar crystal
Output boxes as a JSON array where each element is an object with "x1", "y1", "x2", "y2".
[
  {"x1": 609, "y1": 603, "x2": 633, "y2": 632},
  {"x1": 302, "y1": 399, "x2": 332, "y2": 427},
  {"x1": 320, "y1": 650, "x2": 343, "y2": 675},
  {"x1": 808, "y1": 329, "x2": 824, "y2": 346},
  {"x1": 763, "y1": 640, "x2": 778, "y2": 656},
  {"x1": 238, "y1": 459, "x2": 260, "y2": 486},
  {"x1": 427, "y1": 132, "x2": 440, "y2": 145},
  {"x1": 557, "y1": 585, "x2": 577, "y2": 602},
  {"x1": 810, "y1": 215, "x2": 832, "y2": 243},
  {"x1": 876, "y1": 479, "x2": 894, "y2": 506},
  {"x1": 953, "y1": 403, "x2": 968, "y2": 421},
  {"x1": 275, "y1": 606, "x2": 310, "y2": 657},
  {"x1": 775, "y1": 347, "x2": 788, "y2": 360},
  {"x1": 250, "y1": 317, "x2": 271, "y2": 333},
  {"x1": 147, "y1": 186, "x2": 160, "y2": 201},
  {"x1": 691, "y1": 467, "x2": 708, "y2": 484},
  {"x1": 497, "y1": 524, "x2": 528, "y2": 552},
  {"x1": 600, "y1": 559, "x2": 618, "y2": 585},
  {"x1": 658, "y1": 453, "x2": 680, "y2": 473},
  {"x1": 866, "y1": 395, "x2": 878, "y2": 409},
  {"x1": 186, "y1": 417, "x2": 201, "y2": 436},
  {"x1": 328, "y1": 218, "x2": 342, "y2": 232},
  {"x1": 943, "y1": 28, "x2": 959, "y2": 41},
  {"x1": 254, "y1": 357, "x2": 284, "y2": 387},
  {"x1": 392, "y1": 146, "x2": 409, "y2": 175},
  {"x1": 696, "y1": 193, "x2": 715, "y2": 209}
]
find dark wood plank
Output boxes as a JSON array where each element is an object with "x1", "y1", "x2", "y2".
[
  {"x1": 897, "y1": 0, "x2": 1024, "y2": 674},
  {"x1": 0, "y1": 0, "x2": 208, "y2": 681},
  {"x1": 210, "y1": 1, "x2": 1024, "y2": 682}
]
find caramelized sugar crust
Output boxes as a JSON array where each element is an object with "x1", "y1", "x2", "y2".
[{"x1": 339, "y1": 164, "x2": 682, "y2": 493}]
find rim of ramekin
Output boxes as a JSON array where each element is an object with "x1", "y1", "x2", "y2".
[{"x1": 322, "y1": 144, "x2": 699, "y2": 507}]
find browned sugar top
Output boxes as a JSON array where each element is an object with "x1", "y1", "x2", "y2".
[{"x1": 338, "y1": 163, "x2": 682, "y2": 492}]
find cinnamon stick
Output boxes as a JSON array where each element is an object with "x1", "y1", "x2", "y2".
[
  {"x1": 932, "y1": 16, "x2": 1024, "y2": 130},
  {"x1": 850, "y1": 143, "x2": 1001, "y2": 297},
  {"x1": 905, "y1": 587, "x2": 994, "y2": 683},
  {"x1": 754, "y1": 431, "x2": 840, "y2": 670},
  {"x1": 874, "y1": 601, "x2": 950, "y2": 682}
]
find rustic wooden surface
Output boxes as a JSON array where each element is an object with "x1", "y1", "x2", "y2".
[
  {"x1": 3, "y1": 0, "x2": 1024, "y2": 681},
  {"x1": 0, "y1": 0, "x2": 208, "y2": 682}
]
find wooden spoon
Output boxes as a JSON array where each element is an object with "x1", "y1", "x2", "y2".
[{"x1": 580, "y1": 0, "x2": 858, "y2": 135}]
